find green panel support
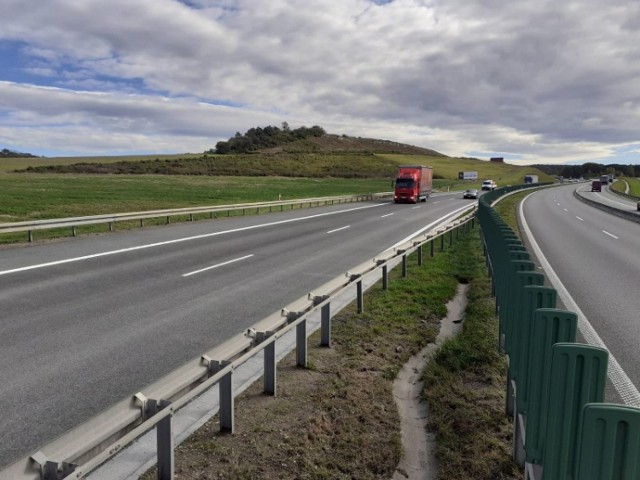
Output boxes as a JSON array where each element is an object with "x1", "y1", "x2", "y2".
[
  {"x1": 514, "y1": 286, "x2": 557, "y2": 415},
  {"x1": 574, "y1": 403, "x2": 640, "y2": 480},
  {"x1": 504, "y1": 272, "x2": 545, "y2": 357},
  {"x1": 498, "y1": 260, "x2": 536, "y2": 351},
  {"x1": 524, "y1": 309, "x2": 578, "y2": 465},
  {"x1": 541, "y1": 343, "x2": 608, "y2": 480}
]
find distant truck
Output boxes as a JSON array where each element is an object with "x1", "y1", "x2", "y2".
[
  {"x1": 458, "y1": 171, "x2": 478, "y2": 180},
  {"x1": 394, "y1": 165, "x2": 433, "y2": 203},
  {"x1": 591, "y1": 180, "x2": 602, "y2": 192},
  {"x1": 481, "y1": 179, "x2": 497, "y2": 191},
  {"x1": 600, "y1": 174, "x2": 609, "y2": 185},
  {"x1": 524, "y1": 174, "x2": 539, "y2": 184}
]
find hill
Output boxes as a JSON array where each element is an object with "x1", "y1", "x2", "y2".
[{"x1": 260, "y1": 134, "x2": 447, "y2": 156}]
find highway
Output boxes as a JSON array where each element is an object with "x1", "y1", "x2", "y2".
[
  {"x1": 520, "y1": 184, "x2": 640, "y2": 405},
  {"x1": 0, "y1": 192, "x2": 474, "y2": 468}
]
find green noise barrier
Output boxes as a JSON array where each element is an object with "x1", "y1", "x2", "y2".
[{"x1": 541, "y1": 343, "x2": 608, "y2": 480}]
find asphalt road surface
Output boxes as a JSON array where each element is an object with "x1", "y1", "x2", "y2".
[
  {"x1": 520, "y1": 184, "x2": 640, "y2": 405},
  {"x1": 0, "y1": 193, "x2": 474, "y2": 468}
]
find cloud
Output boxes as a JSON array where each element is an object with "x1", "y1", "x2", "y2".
[{"x1": 0, "y1": 0, "x2": 639, "y2": 163}]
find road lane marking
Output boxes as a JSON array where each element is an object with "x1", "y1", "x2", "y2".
[
  {"x1": 327, "y1": 226, "x2": 350, "y2": 234},
  {"x1": 576, "y1": 216, "x2": 584, "y2": 221},
  {"x1": 182, "y1": 254, "x2": 254, "y2": 277},
  {"x1": 520, "y1": 194, "x2": 640, "y2": 407},
  {"x1": 563, "y1": 208, "x2": 568, "y2": 212},
  {"x1": 380, "y1": 213, "x2": 394, "y2": 218},
  {"x1": 0, "y1": 203, "x2": 387, "y2": 276},
  {"x1": 411, "y1": 206, "x2": 421, "y2": 209},
  {"x1": 602, "y1": 230, "x2": 619, "y2": 239}
]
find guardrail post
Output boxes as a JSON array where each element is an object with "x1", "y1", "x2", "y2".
[
  {"x1": 402, "y1": 254, "x2": 408, "y2": 277},
  {"x1": 28, "y1": 230, "x2": 33, "y2": 242},
  {"x1": 213, "y1": 361, "x2": 234, "y2": 433},
  {"x1": 108, "y1": 222, "x2": 113, "y2": 232},
  {"x1": 166, "y1": 216, "x2": 170, "y2": 224},
  {"x1": 321, "y1": 303, "x2": 331, "y2": 347},
  {"x1": 417, "y1": 245, "x2": 423, "y2": 266},
  {"x1": 382, "y1": 265, "x2": 389, "y2": 290},
  {"x1": 440, "y1": 234, "x2": 445, "y2": 251},
  {"x1": 140, "y1": 219, "x2": 144, "y2": 227},
  {"x1": 357, "y1": 280, "x2": 364, "y2": 313},
  {"x1": 296, "y1": 319, "x2": 307, "y2": 367},
  {"x1": 150, "y1": 399, "x2": 174, "y2": 480},
  {"x1": 449, "y1": 229, "x2": 453, "y2": 246},
  {"x1": 257, "y1": 331, "x2": 277, "y2": 395},
  {"x1": 72, "y1": 226, "x2": 77, "y2": 237},
  {"x1": 430, "y1": 239, "x2": 434, "y2": 257}
]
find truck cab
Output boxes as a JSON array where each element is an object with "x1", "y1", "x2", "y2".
[{"x1": 481, "y1": 180, "x2": 497, "y2": 191}]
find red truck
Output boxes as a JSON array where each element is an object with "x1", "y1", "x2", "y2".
[
  {"x1": 591, "y1": 180, "x2": 602, "y2": 192},
  {"x1": 394, "y1": 165, "x2": 433, "y2": 203}
]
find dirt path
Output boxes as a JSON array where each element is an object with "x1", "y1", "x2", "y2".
[{"x1": 392, "y1": 283, "x2": 468, "y2": 480}]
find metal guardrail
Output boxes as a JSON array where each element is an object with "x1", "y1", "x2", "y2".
[
  {"x1": 478, "y1": 186, "x2": 640, "y2": 480},
  {"x1": 573, "y1": 186, "x2": 640, "y2": 224},
  {"x1": 1, "y1": 205, "x2": 477, "y2": 480},
  {"x1": 0, "y1": 193, "x2": 392, "y2": 242}
]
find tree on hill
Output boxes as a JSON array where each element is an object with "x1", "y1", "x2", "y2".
[
  {"x1": 1, "y1": 148, "x2": 38, "y2": 158},
  {"x1": 211, "y1": 124, "x2": 326, "y2": 154}
]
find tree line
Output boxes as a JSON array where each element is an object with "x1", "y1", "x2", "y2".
[
  {"x1": 534, "y1": 162, "x2": 640, "y2": 179},
  {"x1": 209, "y1": 123, "x2": 326, "y2": 154},
  {"x1": 1, "y1": 148, "x2": 38, "y2": 158}
]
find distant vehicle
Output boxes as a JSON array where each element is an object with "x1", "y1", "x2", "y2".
[
  {"x1": 463, "y1": 189, "x2": 479, "y2": 199},
  {"x1": 394, "y1": 165, "x2": 433, "y2": 203},
  {"x1": 524, "y1": 174, "x2": 539, "y2": 184},
  {"x1": 600, "y1": 175, "x2": 609, "y2": 185},
  {"x1": 481, "y1": 179, "x2": 497, "y2": 191},
  {"x1": 591, "y1": 180, "x2": 602, "y2": 192}
]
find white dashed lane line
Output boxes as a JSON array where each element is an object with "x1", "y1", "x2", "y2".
[
  {"x1": 602, "y1": 230, "x2": 619, "y2": 239},
  {"x1": 183, "y1": 254, "x2": 254, "y2": 277},
  {"x1": 327, "y1": 225, "x2": 350, "y2": 234}
]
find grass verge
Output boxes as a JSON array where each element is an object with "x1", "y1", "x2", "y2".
[{"x1": 139, "y1": 222, "x2": 520, "y2": 479}]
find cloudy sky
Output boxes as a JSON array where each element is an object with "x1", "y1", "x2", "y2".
[{"x1": 1, "y1": 0, "x2": 639, "y2": 165}]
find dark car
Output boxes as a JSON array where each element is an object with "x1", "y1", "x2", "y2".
[{"x1": 463, "y1": 189, "x2": 479, "y2": 199}]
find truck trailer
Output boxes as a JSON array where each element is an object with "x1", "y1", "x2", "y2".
[
  {"x1": 524, "y1": 174, "x2": 539, "y2": 184},
  {"x1": 394, "y1": 165, "x2": 433, "y2": 203}
]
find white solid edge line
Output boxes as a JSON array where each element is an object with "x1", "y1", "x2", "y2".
[
  {"x1": 183, "y1": 254, "x2": 254, "y2": 277},
  {"x1": 520, "y1": 193, "x2": 640, "y2": 406},
  {"x1": 0, "y1": 203, "x2": 387, "y2": 276}
]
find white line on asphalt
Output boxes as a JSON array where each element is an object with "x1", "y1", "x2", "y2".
[
  {"x1": 563, "y1": 208, "x2": 568, "y2": 212},
  {"x1": 520, "y1": 194, "x2": 640, "y2": 407},
  {"x1": 602, "y1": 230, "x2": 619, "y2": 239},
  {"x1": 411, "y1": 206, "x2": 421, "y2": 209},
  {"x1": 433, "y1": 201, "x2": 440, "y2": 204},
  {"x1": 380, "y1": 213, "x2": 394, "y2": 218},
  {"x1": 0, "y1": 203, "x2": 387, "y2": 276},
  {"x1": 182, "y1": 254, "x2": 254, "y2": 277},
  {"x1": 385, "y1": 204, "x2": 473, "y2": 252},
  {"x1": 576, "y1": 216, "x2": 584, "y2": 221},
  {"x1": 327, "y1": 226, "x2": 350, "y2": 234}
]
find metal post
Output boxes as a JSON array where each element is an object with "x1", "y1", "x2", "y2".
[
  {"x1": 189, "y1": 213, "x2": 193, "y2": 222},
  {"x1": 264, "y1": 335, "x2": 276, "y2": 395},
  {"x1": 156, "y1": 400, "x2": 174, "y2": 480},
  {"x1": 357, "y1": 280, "x2": 364, "y2": 313},
  {"x1": 402, "y1": 254, "x2": 407, "y2": 277},
  {"x1": 28, "y1": 230, "x2": 33, "y2": 242},
  {"x1": 140, "y1": 219, "x2": 144, "y2": 228},
  {"x1": 449, "y1": 229, "x2": 453, "y2": 246},
  {"x1": 382, "y1": 265, "x2": 388, "y2": 290},
  {"x1": 321, "y1": 303, "x2": 331, "y2": 347},
  {"x1": 296, "y1": 319, "x2": 307, "y2": 367},
  {"x1": 72, "y1": 226, "x2": 77, "y2": 237},
  {"x1": 108, "y1": 222, "x2": 113, "y2": 232},
  {"x1": 215, "y1": 362, "x2": 234, "y2": 433},
  {"x1": 166, "y1": 216, "x2": 170, "y2": 224},
  {"x1": 430, "y1": 239, "x2": 434, "y2": 257},
  {"x1": 417, "y1": 245, "x2": 423, "y2": 266},
  {"x1": 440, "y1": 234, "x2": 445, "y2": 252}
]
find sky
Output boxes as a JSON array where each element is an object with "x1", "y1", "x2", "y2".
[{"x1": 1, "y1": 0, "x2": 640, "y2": 165}]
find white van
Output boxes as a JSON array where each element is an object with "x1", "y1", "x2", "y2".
[{"x1": 481, "y1": 180, "x2": 497, "y2": 191}]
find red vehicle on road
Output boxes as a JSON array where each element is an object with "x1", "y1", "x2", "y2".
[{"x1": 393, "y1": 165, "x2": 433, "y2": 203}]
